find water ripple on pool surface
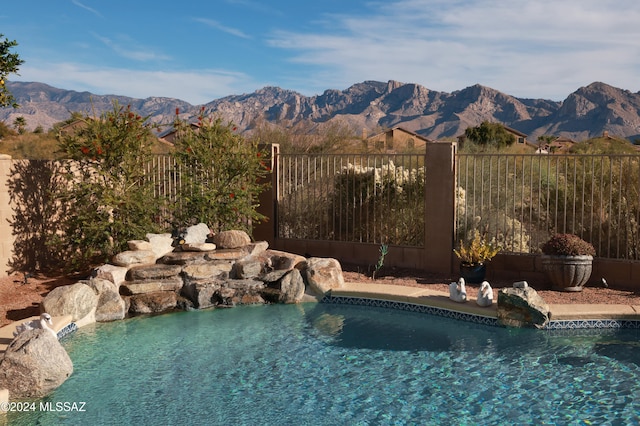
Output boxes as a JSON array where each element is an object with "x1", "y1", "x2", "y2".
[{"x1": 8, "y1": 303, "x2": 640, "y2": 425}]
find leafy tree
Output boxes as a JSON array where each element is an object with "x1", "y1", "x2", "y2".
[
  {"x1": 13, "y1": 116, "x2": 26, "y2": 134},
  {"x1": 464, "y1": 121, "x2": 516, "y2": 149},
  {"x1": 172, "y1": 110, "x2": 270, "y2": 233},
  {"x1": 53, "y1": 103, "x2": 163, "y2": 270},
  {"x1": 0, "y1": 34, "x2": 24, "y2": 108}
]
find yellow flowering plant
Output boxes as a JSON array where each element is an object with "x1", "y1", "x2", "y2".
[{"x1": 454, "y1": 230, "x2": 500, "y2": 265}]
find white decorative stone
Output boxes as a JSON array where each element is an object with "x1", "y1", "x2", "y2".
[
  {"x1": 128, "y1": 240, "x2": 152, "y2": 251},
  {"x1": 183, "y1": 223, "x2": 211, "y2": 244},
  {"x1": 146, "y1": 233, "x2": 175, "y2": 259},
  {"x1": 181, "y1": 242, "x2": 216, "y2": 252}
]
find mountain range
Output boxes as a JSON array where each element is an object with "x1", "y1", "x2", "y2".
[{"x1": 1, "y1": 80, "x2": 640, "y2": 142}]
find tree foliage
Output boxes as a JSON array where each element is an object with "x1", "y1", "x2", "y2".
[
  {"x1": 464, "y1": 121, "x2": 516, "y2": 149},
  {"x1": 172, "y1": 110, "x2": 270, "y2": 233},
  {"x1": 52, "y1": 103, "x2": 163, "y2": 270},
  {"x1": 0, "y1": 34, "x2": 24, "y2": 108}
]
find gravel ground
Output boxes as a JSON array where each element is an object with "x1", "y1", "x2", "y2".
[{"x1": 2, "y1": 267, "x2": 640, "y2": 328}]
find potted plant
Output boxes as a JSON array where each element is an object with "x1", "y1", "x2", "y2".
[
  {"x1": 540, "y1": 233, "x2": 595, "y2": 292},
  {"x1": 454, "y1": 230, "x2": 500, "y2": 283}
]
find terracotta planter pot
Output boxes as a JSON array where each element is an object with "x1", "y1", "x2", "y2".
[
  {"x1": 541, "y1": 255, "x2": 593, "y2": 292},
  {"x1": 459, "y1": 263, "x2": 486, "y2": 284}
]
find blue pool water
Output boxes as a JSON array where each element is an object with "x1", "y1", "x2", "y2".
[{"x1": 8, "y1": 303, "x2": 640, "y2": 425}]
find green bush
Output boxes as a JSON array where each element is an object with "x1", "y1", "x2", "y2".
[
  {"x1": 171, "y1": 110, "x2": 270, "y2": 233},
  {"x1": 52, "y1": 102, "x2": 163, "y2": 271}
]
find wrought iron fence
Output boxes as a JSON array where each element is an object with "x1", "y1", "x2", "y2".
[
  {"x1": 456, "y1": 153, "x2": 640, "y2": 260},
  {"x1": 276, "y1": 153, "x2": 426, "y2": 246}
]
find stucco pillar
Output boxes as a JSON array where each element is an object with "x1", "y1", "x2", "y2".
[
  {"x1": 252, "y1": 144, "x2": 279, "y2": 245},
  {"x1": 423, "y1": 142, "x2": 456, "y2": 274}
]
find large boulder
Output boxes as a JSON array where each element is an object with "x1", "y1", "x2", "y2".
[
  {"x1": 128, "y1": 292, "x2": 178, "y2": 314},
  {"x1": 232, "y1": 257, "x2": 263, "y2": 279},
  {"x1": 87, "y1": 278, "x2": 126, "y2": 322},
  {"x1": 216, "y1": 279, "x2": 265, "y2": 306},
  {"x1": 305, "y1": 257, "x2": 345, "y2": 296},
  {"x1": 279, "y1": 269, "x2": 305, "y2": 303},
  {"x1": 181, "y1": 279, "x2": 224, "y2": 309},
  {"x1": 497, "y1": 286, "x2": 551, "y2": 328},
  {"x1": 257, "y1": 250, "x2": 306, "y2": 282},
  {"x1": 0, "y1": 329, "x2": 73, "y2": 398},
  {"x1": 41, "y1": 282, "x2": 99, "y2": 323},
  {"x1": 213, "y1": 230, "x2": 251, "y2": 249}
]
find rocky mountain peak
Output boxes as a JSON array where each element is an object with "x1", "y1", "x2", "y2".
[{"x1": 2, "y1": 80, "x2": 640, "y2": 142}]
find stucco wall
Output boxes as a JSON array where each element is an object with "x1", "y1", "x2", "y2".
[{"x1": 0, "y1": 158, "x2": 14, "y2": 276}]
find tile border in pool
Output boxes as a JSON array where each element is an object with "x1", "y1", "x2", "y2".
[{"x1": 322, "y1": 294, "x2": 640, "y2": 330}]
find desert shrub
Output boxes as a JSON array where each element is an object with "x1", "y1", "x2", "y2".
[
  {"x1": 51, "y1": 102, "x2": 163, "y2": 270},
  {"x1": 333, "y1": 160, "x2": 425, "y2": 245},
  {"x1": 171, "y1": 110, "x2": 270, "y2": 233}
]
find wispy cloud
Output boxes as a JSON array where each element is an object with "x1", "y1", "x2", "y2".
[
  {"x1": 194, "y1": 18, "x2": 252, "y2": 39},
  {"x1": 92, "y1": 33, "x2": 171, "y2": 62},
  {"x1": 71, "y1": 0, "x2": 101, "y2": 17},
  {"x1": 16, "y1": 62, "x2": 260, "y2": 104},
  {"x1": 268, "y1": 0, "x2": 640, "y2": 99}
]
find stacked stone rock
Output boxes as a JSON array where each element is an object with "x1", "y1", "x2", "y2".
[{"x1": 40, "y1": 224, "x2": 346, "y2": 325}]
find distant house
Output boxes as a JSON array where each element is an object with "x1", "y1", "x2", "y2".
[
  {"x1": 456, "y1": 123, "x2": 529, "y2": 148},
  {"x1": 157, "y1": 122, "x2": 201, "y2": 144},
  {"x1": 365, "y1": 126, "x2": 432, "y2": 151},
  {"x1": 537, "y1": 136, "x2": 576, "y2": 154},
  {"x1": 503, "y1": 126, "x2": 528, "y2": 144},
  {"x1": 58, "y1": 119, "x2": 90, "y2": 136}
]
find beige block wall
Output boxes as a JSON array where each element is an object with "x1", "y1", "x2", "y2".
[{"x1": 0, "y1": 158, "x2": 14, "y2": 277}]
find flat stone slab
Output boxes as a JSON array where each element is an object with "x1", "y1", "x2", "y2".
[
  {"x1": 128, "y1": 264, "x2": 183, "y2": 280},
  {"x1": 205, "y1": 249, "x2": 247, "y2": 261},
  {"x1": 120, "y1": 278, "x2": 183, "y2": 295},
  {"x1": 160, "y1": 251, "x2": 208, "y2": 265}
]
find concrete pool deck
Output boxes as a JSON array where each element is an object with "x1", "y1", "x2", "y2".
[{"x1": 330, "y1": 282, "x2": 640, "y2": 323}]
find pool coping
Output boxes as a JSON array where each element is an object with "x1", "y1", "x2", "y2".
[{"x1": 325, "y1": 282, "x2": 640, "y2": 330}]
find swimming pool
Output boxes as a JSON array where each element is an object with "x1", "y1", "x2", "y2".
[{"x1": 8, "y1": 303, "x2": 640, "y2": 425}]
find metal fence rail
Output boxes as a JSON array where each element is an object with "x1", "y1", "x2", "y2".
[
  {"x1": 277, "y1": 153, "x2": 426, "y2": 246},
  {"x1": 456, "y1": 153, "x2": 640, "y2": 259}
]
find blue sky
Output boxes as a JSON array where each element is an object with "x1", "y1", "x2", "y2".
[{"x1": 2, "y1": 0, "x2": 639, "y2": 104}]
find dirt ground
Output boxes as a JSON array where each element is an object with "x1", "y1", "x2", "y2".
[{"x1": 2, "y1": 266, "x2": 640, "y2": 328}]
